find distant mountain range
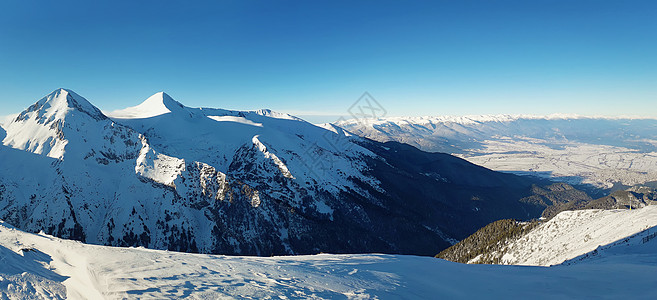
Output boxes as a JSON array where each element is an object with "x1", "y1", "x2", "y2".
[
  {"x1": 0, "y1": 89, "x2": 582, "y2": 256},
  {"x1": 336, "y1": 115, "x2": 657, "y2": 189}
]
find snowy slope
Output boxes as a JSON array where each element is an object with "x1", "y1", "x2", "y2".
[
  {"x1": 2, "y1": 219, "x2": 657, "y2": 299},
  {"x1": 337, "y1": 115, "x2": 657, "y2": 188},
  {"x1": 562, "y1": 216, "x2": 657, "y2": 266},
  {"x1": 497, "y1": 206, "x2": 657, "y2": 266}
]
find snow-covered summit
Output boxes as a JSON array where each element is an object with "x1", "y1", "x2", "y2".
[
  {"x1": 1, "y1": 88, "x2": 113, "y2": 159},
  {"x1": 19, "y1": 88, "x2": 107, "y2": 122},
  {"x1": 107, "y1": 92, "x2": 188, "y2": 119}
]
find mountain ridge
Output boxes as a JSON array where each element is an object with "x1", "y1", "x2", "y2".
[{"x1": 0, "y1": 89, "x2": 593, "y2": 256}]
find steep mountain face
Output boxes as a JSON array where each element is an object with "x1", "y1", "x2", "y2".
[
  {"x1": 337, "y1": 116, "x2": 657, "y2": 189},
  {"x1": 0, "y1": 89, "x2": 579, "y2": 256}
]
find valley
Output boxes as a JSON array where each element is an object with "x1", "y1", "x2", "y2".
[{"x1": 338, "y1": 115, "x2": 657, "y2": 189}]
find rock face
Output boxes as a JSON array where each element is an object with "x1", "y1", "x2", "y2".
[{"x1": 0, "y1": 89, "x2": 576, "y2": 256}]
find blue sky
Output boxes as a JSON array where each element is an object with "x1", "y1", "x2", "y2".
[{"x1": 1, "y1": 0, "x2": 656, "y2": 122}]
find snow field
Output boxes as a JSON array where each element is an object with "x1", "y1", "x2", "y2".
[{"x1": 2, "y1": 214, "x2": 657, "y2": 299}]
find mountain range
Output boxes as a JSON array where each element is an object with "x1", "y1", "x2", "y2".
[
  {"x1": 337, "y1": 115, "x2": 657, "y2": 190},
  {"x1": 0, "y1": 89, "x2": 580, "y2": 256}
]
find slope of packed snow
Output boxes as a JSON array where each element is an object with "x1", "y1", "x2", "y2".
[
  {"x1": 2, "y1": 219, "x2": 657, "y2": 299},
  {"x1": 499, "y1": 205, "x2": 657, "y2": 266},
  {"x1": 337, "y1": 115, "x2": 657, "y2": 188}
]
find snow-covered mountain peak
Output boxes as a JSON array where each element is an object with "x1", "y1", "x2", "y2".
[
  {"x1": 145, "y1": 91, "x2": 185, "y2": 111},
  {"x1": 107, "y1": 91, "x2": 188, "y2": 119},
  {"x1": 20, "y1": 88, "x2": 107, "y2": 122},
  {"x1": 1, "y1": 89, "x2": 113, "y2": 158},
  {"x1": 2, "y1": 89, "x2": 141, "y2": 160}
]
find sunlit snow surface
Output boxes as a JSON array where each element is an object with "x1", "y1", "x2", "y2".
[
  {"x1": 496, "y1": 206, "x2": 657, "y2": 266},
  {"x1": 207, "y1": 115, "x2": 263, "y2": 127},
  {"x1": 337, "y1": 115, "x2": 657, "y2": 188},
  {"x1": 2, "y1": 207, "x2": 657, "y2": 299},
  {"x1": 105, "y1": 92, "x2": 172, "y2": 119}
]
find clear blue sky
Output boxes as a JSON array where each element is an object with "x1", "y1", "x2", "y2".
[{"x1": 1, "y1": 0, "x2": 656, "y2": 122}]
